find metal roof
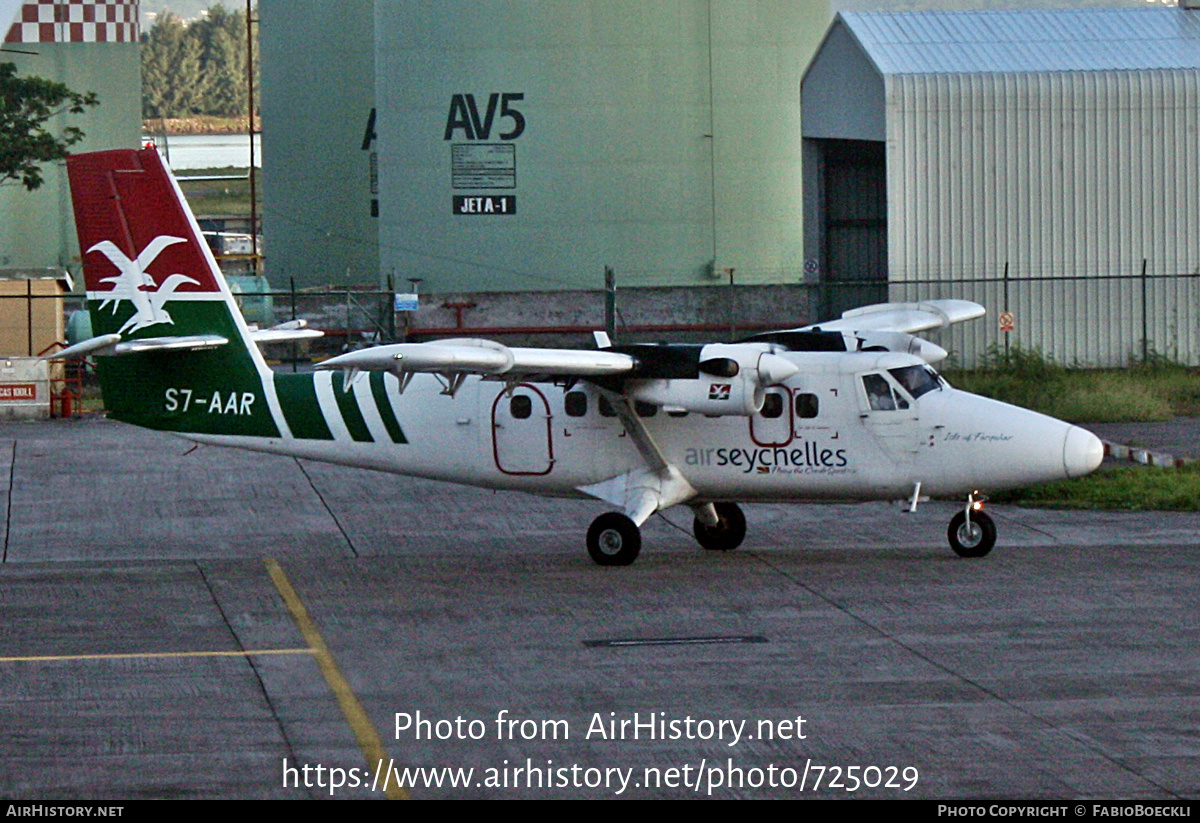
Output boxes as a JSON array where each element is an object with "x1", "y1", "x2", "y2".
[{"x1": 838, "y1": 7, "x2": 1200, "y2": 75}]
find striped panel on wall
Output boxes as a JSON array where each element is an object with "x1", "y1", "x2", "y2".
[{"x1": 4, "y1": 0, "x2": 138, "y2": 44}]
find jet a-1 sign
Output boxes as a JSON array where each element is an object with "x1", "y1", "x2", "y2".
[{"x1": 56, "y1": 148, "x2": 1103, "y2": 565}]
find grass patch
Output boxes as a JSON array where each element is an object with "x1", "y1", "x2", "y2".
[
  {"x1": 74, "y1": 383, "x2": 106, "y2": 415},
  {"x1": 945, "y1": 346, "x2": 1200, "y2": 422},
  {"x1": 993, "y1": 462, "x2": 1200, "y2": 511},
  {"x1": 143, "y1": 116, "x2": 258, "y2": 136},
  {"x1": 175, "y1": 166, "x2": 255, "y2": 216}
]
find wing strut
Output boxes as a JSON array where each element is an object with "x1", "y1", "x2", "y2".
[{"x1": 575, "y1": 388, "x2": 697, "y2": 526}]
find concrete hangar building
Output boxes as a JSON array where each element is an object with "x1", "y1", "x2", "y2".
[
  {"x1": 0, "y1": 1, "x2": 141, "y2": 273},
  {"x1": 261, "y1": 0, "x2": 835, "y2": 336},
  {"x1": 262, "y1": 1, "x2": 1199, "y2": 362},
  {"x1": 0, "y1": 1, "x2": 140, "y2": 364}
]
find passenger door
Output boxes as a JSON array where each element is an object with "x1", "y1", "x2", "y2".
[{"x1": 491, "y1": 385, "x2": 554, "y2": 475}]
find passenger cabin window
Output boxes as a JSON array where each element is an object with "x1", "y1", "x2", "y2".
[
  {"x1": 862, "y1": 374, "x2": 909, "y2": 411},
  {"x1": 634, "y1": 401, "x2": 657, "y2": 418},
  {"x1": 761, "y1": 392, "x2": 784, "y2": 419},
  {"x1": 510, "y1": 394, "x2": 533, "y2": 419},
  {"x1": 564, "y1": 391, "x2": 588, "y2": 417},
  {"x1": 888, "y1": 365, "x2": 941, "y2": 400},
  {"x1": 796, "y1": 393, "x2": 819, "y2": 419},
  {"x1": 598, "y1": 396, "x2": 617, "y2": 417}
]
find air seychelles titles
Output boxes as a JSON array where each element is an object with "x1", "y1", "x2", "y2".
[{"x1": 685, "y1": 442, "x2": 850, "y2": 474}]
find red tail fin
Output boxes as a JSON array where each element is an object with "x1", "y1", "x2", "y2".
[
  {"x1": 65, "y1": 148, "x2": 281, "y2": 437},
  {"x1": 67, "y1": 148, "x2": 224, "y2": 317}
]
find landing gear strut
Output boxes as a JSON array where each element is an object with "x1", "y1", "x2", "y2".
[
  {"x1": 948, "y1": 495, "x2": 996, "y2": 558},
  {"x1": 692, "y1": 502, "x2": 747, "y2": 552},
  {"x1": 587, "y1": 512, "x2": 641, "y2": 566}
]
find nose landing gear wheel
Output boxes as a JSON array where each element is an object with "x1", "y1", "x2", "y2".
[
  {"x1": 587, "y1": 512, "x2": 641, "y2": 566},
  {"x1": 693, "y1": 502, "x2": 747, "y2": 552},
  {"x1": 948, "y1": 510, "x2": 996, "y2": 558}
]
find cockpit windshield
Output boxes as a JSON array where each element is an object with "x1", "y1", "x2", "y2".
[{"x1": 888, "y1": 364, "x2": 942, "y2": 400}]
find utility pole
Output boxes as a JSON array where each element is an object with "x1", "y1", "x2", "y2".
[
  {"x1": 726, "y1": 267, "x2": 736, "y2": 341},
  {"x1": 604, "y1": 266, "x2": 616, "y2": 341},
  {"x1": 246, "y1": 0, "x2": 258, "y2": 273}
]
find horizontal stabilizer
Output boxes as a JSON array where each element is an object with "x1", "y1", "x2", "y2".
[
  {"x1": 317, "y1": 338, "x2": 635, "y2": 378},
  {"x1": 249, "y1": 320, "x2": 324, "y2": 345},
  {"x1": 41, "y1": 334, "x2": 123, "y2": 360},
  {"x1": 114, "y1": 335, "x2": 230, "y2": 354},
  {"x1": 42, "y1": 333, "x2": 229, "y2": 359}
]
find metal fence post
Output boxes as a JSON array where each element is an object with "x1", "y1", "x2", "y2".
[{"x1": 1141, "y1": 258, "x2": 1148, "y2": 364}]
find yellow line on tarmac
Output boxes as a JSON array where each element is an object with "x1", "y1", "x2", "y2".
[
  {"x1": 0, "y1": 648, "x2": 314, "y2": 664},
  {"x1": 265, "y1": 558, "x2": 409, "y2": 800}
]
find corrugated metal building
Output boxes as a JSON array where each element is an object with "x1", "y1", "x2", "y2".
[{"x1": 803, "y1": 6, "x2": 1200, "y2": 366}]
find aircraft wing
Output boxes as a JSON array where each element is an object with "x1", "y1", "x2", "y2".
[
  {"x1": 741, "y1": 299, "x2": 984, "y2": 364},
  {"x1": 316, "y1": 299, "x2": 985, "y2": 390},
  {"x1": 802, "y1": 299, "x2": 985, "y2": 334},
  {"x1": 317, "y1": 337, "x2": 636, "y2": 395}
]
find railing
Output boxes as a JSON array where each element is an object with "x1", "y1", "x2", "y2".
[
  {"x1": 878, "y1": 265, "x2": 1200, "y2": 368},
  {"x1": 5, "y1": 263, "x2": 1199, "y2": 413}
]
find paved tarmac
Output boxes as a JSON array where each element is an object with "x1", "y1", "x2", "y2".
[
  {"x1": 1090, "y1": 417, "x2": 1200, "y2": 463},
  {"x1": 0, "y1": 417, "x2": 1197, "y2": 799}
]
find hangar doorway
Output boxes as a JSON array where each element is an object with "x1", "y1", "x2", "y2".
[{"x1": 816, "y1": 139, "x2": 887, "y2": 319}]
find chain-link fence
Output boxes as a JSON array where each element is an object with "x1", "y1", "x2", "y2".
[{"x1": 7, "y1": 266, "x2": 1200, "y2": 383}]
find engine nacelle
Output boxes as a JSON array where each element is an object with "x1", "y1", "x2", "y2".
[
  {"x1": 626, "y1": 375, "x2": 764, "y2": 416},
  {"x1": 623, "y1": 344, "x2": 799, "y2": 416},
  {"x1": 856, "y1": 331, "x2": 948, "y2": 364}
]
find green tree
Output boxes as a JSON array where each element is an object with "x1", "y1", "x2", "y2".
[
  {"x1": 141, "y1": 4, "x2": 259, "y2": 120},
  {"x1": 0, "y1": 62, "x2": 99, "y2": 191},
  {"x1": 141, "y1": 12, "x2": 204, "y2": 118},
  {"x1": 201, "y1": 20, "x2": 246, "y2": 116}
]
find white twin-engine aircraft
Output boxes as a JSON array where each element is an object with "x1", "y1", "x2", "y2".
[{"x1": 56, "y1": 148, "x2": 1104, "y2": 565}]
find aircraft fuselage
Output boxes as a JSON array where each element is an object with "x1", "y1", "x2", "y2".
[{"x1": 187, "y1": 350, "x2": 1100, "y2": 506}]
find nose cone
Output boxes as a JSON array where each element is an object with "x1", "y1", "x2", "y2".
[
  {"x1": 910, "y1": 337, "x2": 949, "y2": 365},
  {"x1": 757, "y1": 352, "x2": 799, "y2": 385},
  {"x1": 1064, "y1": 425, "x2": 1104, "y2": 478}
]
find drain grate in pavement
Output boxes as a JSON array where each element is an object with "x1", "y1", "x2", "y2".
[{"x1": 582, "y1": 635, "x2": 768, "y2": 648}]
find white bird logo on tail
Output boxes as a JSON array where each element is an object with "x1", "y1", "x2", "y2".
[{"x1": 87, "y1": 236, "x2": 201, "y2": 334}]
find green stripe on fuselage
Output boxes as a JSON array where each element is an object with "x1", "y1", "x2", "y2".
[
  {"x1": 331, "y1": 371, "x2": 374, "y2": 442},
  {"x1": 370, "y1": 372, "x2": 408, "y2": 444},
  {"x1": 274, "y1": 373, "x2": 334, "y2": 441},
  {"x1": 89, "y1": 297, "x2": 413, "y2": 445}
]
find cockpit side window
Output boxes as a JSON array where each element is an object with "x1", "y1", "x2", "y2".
[
  {"x1": 888, "y1": 365, "x2": 941, "y2": 400},
  {"x1": 862, "y1": 373, "x2": 909, "y2": 411}
]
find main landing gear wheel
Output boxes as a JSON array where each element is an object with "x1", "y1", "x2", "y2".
[
  {"x1": 948, "y1": 510, "x2": 996, "y2": 558},
  {"x1": 587, "y1": 512, "x2": 641, "y2": 566},
  {"x1": 693, "y1": 502, "x2": 747, "y2": 552}
]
